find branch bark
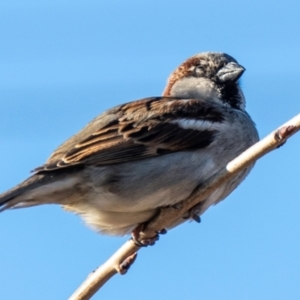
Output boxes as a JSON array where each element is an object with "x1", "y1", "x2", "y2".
[{"x1": 69, "y1": 113, "x2": 300, "y2": 300}]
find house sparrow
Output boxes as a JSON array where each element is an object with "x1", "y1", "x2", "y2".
[{"x1": 0, "y1": 52, "x2": 258, "y2": 241}]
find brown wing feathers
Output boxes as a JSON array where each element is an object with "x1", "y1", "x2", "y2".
[{"x1": 35, "y1": 97, "x2": 224, "y2": 172}]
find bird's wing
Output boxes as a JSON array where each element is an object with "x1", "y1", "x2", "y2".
[{"x1": 35, "y1": 97, "x2": 225, "y2": 172}]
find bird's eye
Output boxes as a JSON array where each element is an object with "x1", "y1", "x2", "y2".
[{"x1": 193, "y1": 65, "x2": 204, "y2": 77}]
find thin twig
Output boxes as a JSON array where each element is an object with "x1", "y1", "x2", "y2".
[
  {"x1": 69, "y1": 113, "x2": 300, "y2": 300},
  {"x1": 69, "y1": 240, "x2": 140, "y2": 300}
]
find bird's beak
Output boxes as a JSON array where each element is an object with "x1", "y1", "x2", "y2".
[{"x1": 216, "y1": 62, "x2": 245, "y2": 83}]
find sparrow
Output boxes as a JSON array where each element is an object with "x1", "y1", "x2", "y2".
[{"x1": 0, "y1": 52, "x2": 259, "y2": 241}]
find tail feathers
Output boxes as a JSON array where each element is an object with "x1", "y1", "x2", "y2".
[
  {"x1": 0, "y1": 172, "x2": 68, "y2": 212},
  {"x1": 1, "y1": 166, "x2": 83, "y2": 212},
  {"x1": 0, "y1": 198, "x2": 40, "y2": 212}
]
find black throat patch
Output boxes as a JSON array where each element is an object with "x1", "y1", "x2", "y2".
[{"x1": 217, "y1": 82, "x2": 242, "y2": 109}]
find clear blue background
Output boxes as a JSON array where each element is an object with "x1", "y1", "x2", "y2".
[{"x1": 1, "y1": 1, "x2": 300, "y2": 299}]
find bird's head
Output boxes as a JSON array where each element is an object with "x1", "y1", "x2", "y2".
[{"x1": 163, "y1": 52, "x2": 246, "y2": 110}]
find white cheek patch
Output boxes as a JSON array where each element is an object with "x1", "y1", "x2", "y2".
[{"x1": 170, "y1": 77, "x2": 218, "y2": 101}]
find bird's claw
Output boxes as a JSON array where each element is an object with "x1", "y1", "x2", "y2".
[
  {"x1": 182, "y1": 203, "x2": 202, "y2": 223},
  {"x1": 131, "y1": 224, "x2": 166, "y2": 247}
]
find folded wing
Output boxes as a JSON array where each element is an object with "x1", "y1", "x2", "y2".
[{"x1": 35, "y1": 97, "x2": 225, "y2": 172}]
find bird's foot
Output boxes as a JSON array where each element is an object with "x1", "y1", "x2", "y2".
[
  {"x1": 131, "y1": 224, "x2": 167, "y2": 247},
  {"x1": 182, "y1": 203, "x2": 202, "y2": 223}
]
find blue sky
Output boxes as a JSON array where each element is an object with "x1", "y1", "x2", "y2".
[{"x1": 1, "y1": 1, "x2": 300, "y2": 299}]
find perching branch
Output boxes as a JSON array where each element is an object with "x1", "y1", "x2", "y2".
[{"x1": 69, "y1": 113, "x2": 300, "y2": 300}]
